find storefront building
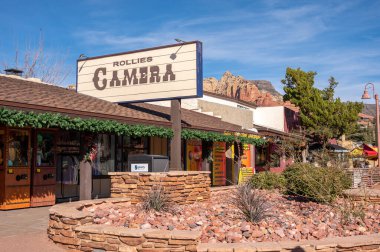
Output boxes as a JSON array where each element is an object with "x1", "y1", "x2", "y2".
[
  {"x1": 151, "y1": 91, "x2": 300, "y2": 173},
  {"x1": 0, "y1": 74, "x2": 263, "y2": 210}
]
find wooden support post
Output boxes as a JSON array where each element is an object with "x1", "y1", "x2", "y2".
[
  {"x1": 251, "y1": 144, "x2": 255, "y2": 173},
  {"x1": 170, "y1": 99, "x2": 182, "y2": 170},
  {"x1": 80, "y1": 160, "x2": 92, "y2": 200}
]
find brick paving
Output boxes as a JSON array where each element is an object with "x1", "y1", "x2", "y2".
[{"x1": 0, "y1": 206, "x2": 65, "y2": 252}]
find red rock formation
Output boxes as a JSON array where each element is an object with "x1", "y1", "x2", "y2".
[{"x1": 203, "y1": 71, "x2": 283, "y2": 106}]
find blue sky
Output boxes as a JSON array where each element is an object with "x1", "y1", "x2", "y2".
[{"x1": 0, "y1": 0, "x2": 379, "y2": 101}]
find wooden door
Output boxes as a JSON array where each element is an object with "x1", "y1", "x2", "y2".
[
  {"x1": 0, "y1": 128, "x2": 31, "y2": 210},
  {"x1": 31, "y1": 130, "x2": 57, "y2": 207}
]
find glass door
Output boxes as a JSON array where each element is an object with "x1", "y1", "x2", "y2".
[{"x1": 55, "y1": 131, "x2": 80, "y2": 202}]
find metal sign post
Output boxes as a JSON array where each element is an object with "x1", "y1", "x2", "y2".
[{"x1": 170, "y1": 99, "x2": 182, "y2": 170}]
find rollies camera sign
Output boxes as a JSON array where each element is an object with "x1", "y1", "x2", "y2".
[{"x1": 76, "y1": 41, "x2": 203, "y2": 103}]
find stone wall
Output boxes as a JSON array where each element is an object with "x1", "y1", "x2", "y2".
[
  {"x1": 108, "y1": 171, "x2": 211, "y2": 205},
  {"x1": 48, "y1": 198, "x2": 200, "y2": 251},
  {"x1": 48, "y1": 198, "x2": 380, "y2": 252},
  {"x1": 198, "y1": 234, "x2": 380, "y2": 252}
]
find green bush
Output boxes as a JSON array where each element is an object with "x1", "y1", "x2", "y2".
[
  {"x1": 250, "y1": 171, "x2": 286, "y2": 191},
  {"x1": 283, "y1": 163, "x2": 351, "y2": 203}
]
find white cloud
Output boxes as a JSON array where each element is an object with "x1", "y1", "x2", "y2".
[{"x1": 72, "y1": 1, "x2": 379, "y2": 101}]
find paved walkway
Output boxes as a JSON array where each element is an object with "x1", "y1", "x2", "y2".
[{"x1": 0, "y1": 206, "x2": 66, "y2": 251}]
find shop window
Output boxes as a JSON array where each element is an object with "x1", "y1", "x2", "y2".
[
  {"x1": 0, "y1": 130, "x2": 4, "y2": 168},
  {"x1": 92, "y1": 134, "x2": 116, "y2": 176},
  {"x1": 116, "y1": 136, "x2": 148, "y2": 171},
  {"x1": 8, "y1": 130, "x2": 29, "y2": 167},
  {"x1": 125, "y1": 136, "x2": 148, "y2": 154},
  {"x1": 116, "y1": 136, "x2": 123, "y2": 172},
  {"x1": 255, "y1": 146, "x2": 267, "y2": 167},
  {"x1": 36, "y1": 132, "x2": 55, "y2": 166}
]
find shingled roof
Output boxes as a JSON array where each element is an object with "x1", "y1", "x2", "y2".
[
  {"x1": 0, "y1": 74, "x2": 252, "y2": 134},
  {"x1": 0, "y1": 74, "x2": 169, "y2": 126}
]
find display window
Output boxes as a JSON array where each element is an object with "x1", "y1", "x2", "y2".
[
  {"x1": 116, "y1": 136, "x2": 123, "y2": 172},
  {"x1": 61, "y1": 155, "x2": 80, "y2": 185},
  {"x1": 92, "y1": 134, "x2": 116, "y2": 176},
  {"x1": 116, "y1": 136, "x2": 149, "y2": 171},
  {"x1": 125, "y1": 136, "x2": 149, "y2": 154},
  {"x1": 255, "y1": 145, "x2": 268, "y2": 167},
  {"x1": 36, "y1": 131, "x2": 55, "y2": 166},
  {"x1": 7, "y1": 130, "x2": 29, "y2": 167}
]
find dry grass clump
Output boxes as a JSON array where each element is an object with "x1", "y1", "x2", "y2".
[
  {"x1": 230, "y1": 183, "x2": 271, "y2": 223},
  {"x1": 142, "y1": 185, "x2": 170, "y2": 212}
]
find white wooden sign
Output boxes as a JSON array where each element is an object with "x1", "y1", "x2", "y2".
[{"x1": 76, "y1": 41, "x2": 203, "y2": 103}]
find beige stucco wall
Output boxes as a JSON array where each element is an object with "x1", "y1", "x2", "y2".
[
  {"x1": 254, "y1": 106, "x2": 285, "y2": 132},
  {"x1": 198, "y1": 100, "x2": 253, "y2": 129}
]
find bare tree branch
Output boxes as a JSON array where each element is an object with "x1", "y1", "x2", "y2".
[{"x1": 2, "y1": 33, "x2": 70, "y2": 85}]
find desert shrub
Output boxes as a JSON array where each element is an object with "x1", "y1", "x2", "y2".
[
  {"x1": 283, "y1": 163, "x2": 351, "y2": 203},
  {"x1": 142, "y1": 185, "x2": 170, "y2": 212},
  {"x1": 250, "y1": 171, "x2": 286, "y2": 191},
  {"x1": 230, "y1": 182, "x2": 271, "y2": 222}
]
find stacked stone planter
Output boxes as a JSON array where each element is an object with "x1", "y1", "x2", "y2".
[
  {"x1": 48, "y1": 197, "x2": 380, "y2": 252},
  {"x1": 108, "y1": 171, "x2": 211, "y2": 205},
  {"x1": 48, "y1": 172, "x2": 380, "y2": 252},
  {"x1": 48, "y1": 198, "x2": 200, "y2": 251}
]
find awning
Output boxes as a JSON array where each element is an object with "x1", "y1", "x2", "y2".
[{"x1": 350, "y1": 144, "x2": 378, "y2": 160}]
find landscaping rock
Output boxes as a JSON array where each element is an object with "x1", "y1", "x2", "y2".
[
  {"x1": 140, "y1": 223, "x2": 152, "y2": 229},
  {"x1": 87, "y1": 190, "x2": 380, "y2": 243}
]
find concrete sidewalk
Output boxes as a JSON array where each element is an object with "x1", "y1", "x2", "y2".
[{"x1": 0, "y1": 206, "x2": 65, "y2": 251}]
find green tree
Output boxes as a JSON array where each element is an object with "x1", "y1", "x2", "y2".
[{"x1": 282, "y1": 67, "x2": 363, "y2": 146}]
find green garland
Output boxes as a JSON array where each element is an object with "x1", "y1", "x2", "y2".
[
  {"x1": 182, "y1": 129, "x2": 266, "y2": 146},
  {"x1": 237, "y1": 136, "x2": 267, "y2": 146},
  {"x1": 0, "y1": 108, "x2": 267, "y2": 146},
  {"x1": 182, "y1": 129, "x2": 235, "y2": 142},
  {"x1": 0, "y1": 108, "x2": 173, "y2": 138}
]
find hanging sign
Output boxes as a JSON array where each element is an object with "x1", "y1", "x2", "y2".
[
  {"x1": 76, "y1": 41, "x2": 203, "y2": 103},
  {"x1": 212, "y1": 142, "x2": 226, "y2": 186},
  {"x1": 238, "y1": 167, "x2": 254, "y2": 184}
]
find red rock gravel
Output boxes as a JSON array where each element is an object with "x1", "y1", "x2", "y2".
[{"x1": 85, "y1": 190, "x2": 380, "y2": 243}]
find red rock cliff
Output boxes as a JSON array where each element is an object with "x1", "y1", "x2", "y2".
[{"x1": 203, "y1": 71, "x2": 283, "y2": 106}]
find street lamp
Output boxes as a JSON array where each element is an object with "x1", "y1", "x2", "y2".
[{"x1": 361, "y1": 82, "x2": 380, "y2": 168}]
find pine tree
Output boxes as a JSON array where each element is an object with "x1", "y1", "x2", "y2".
[{"x1": 282, "y1": 67, "x2": 363, "y2": 146}]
